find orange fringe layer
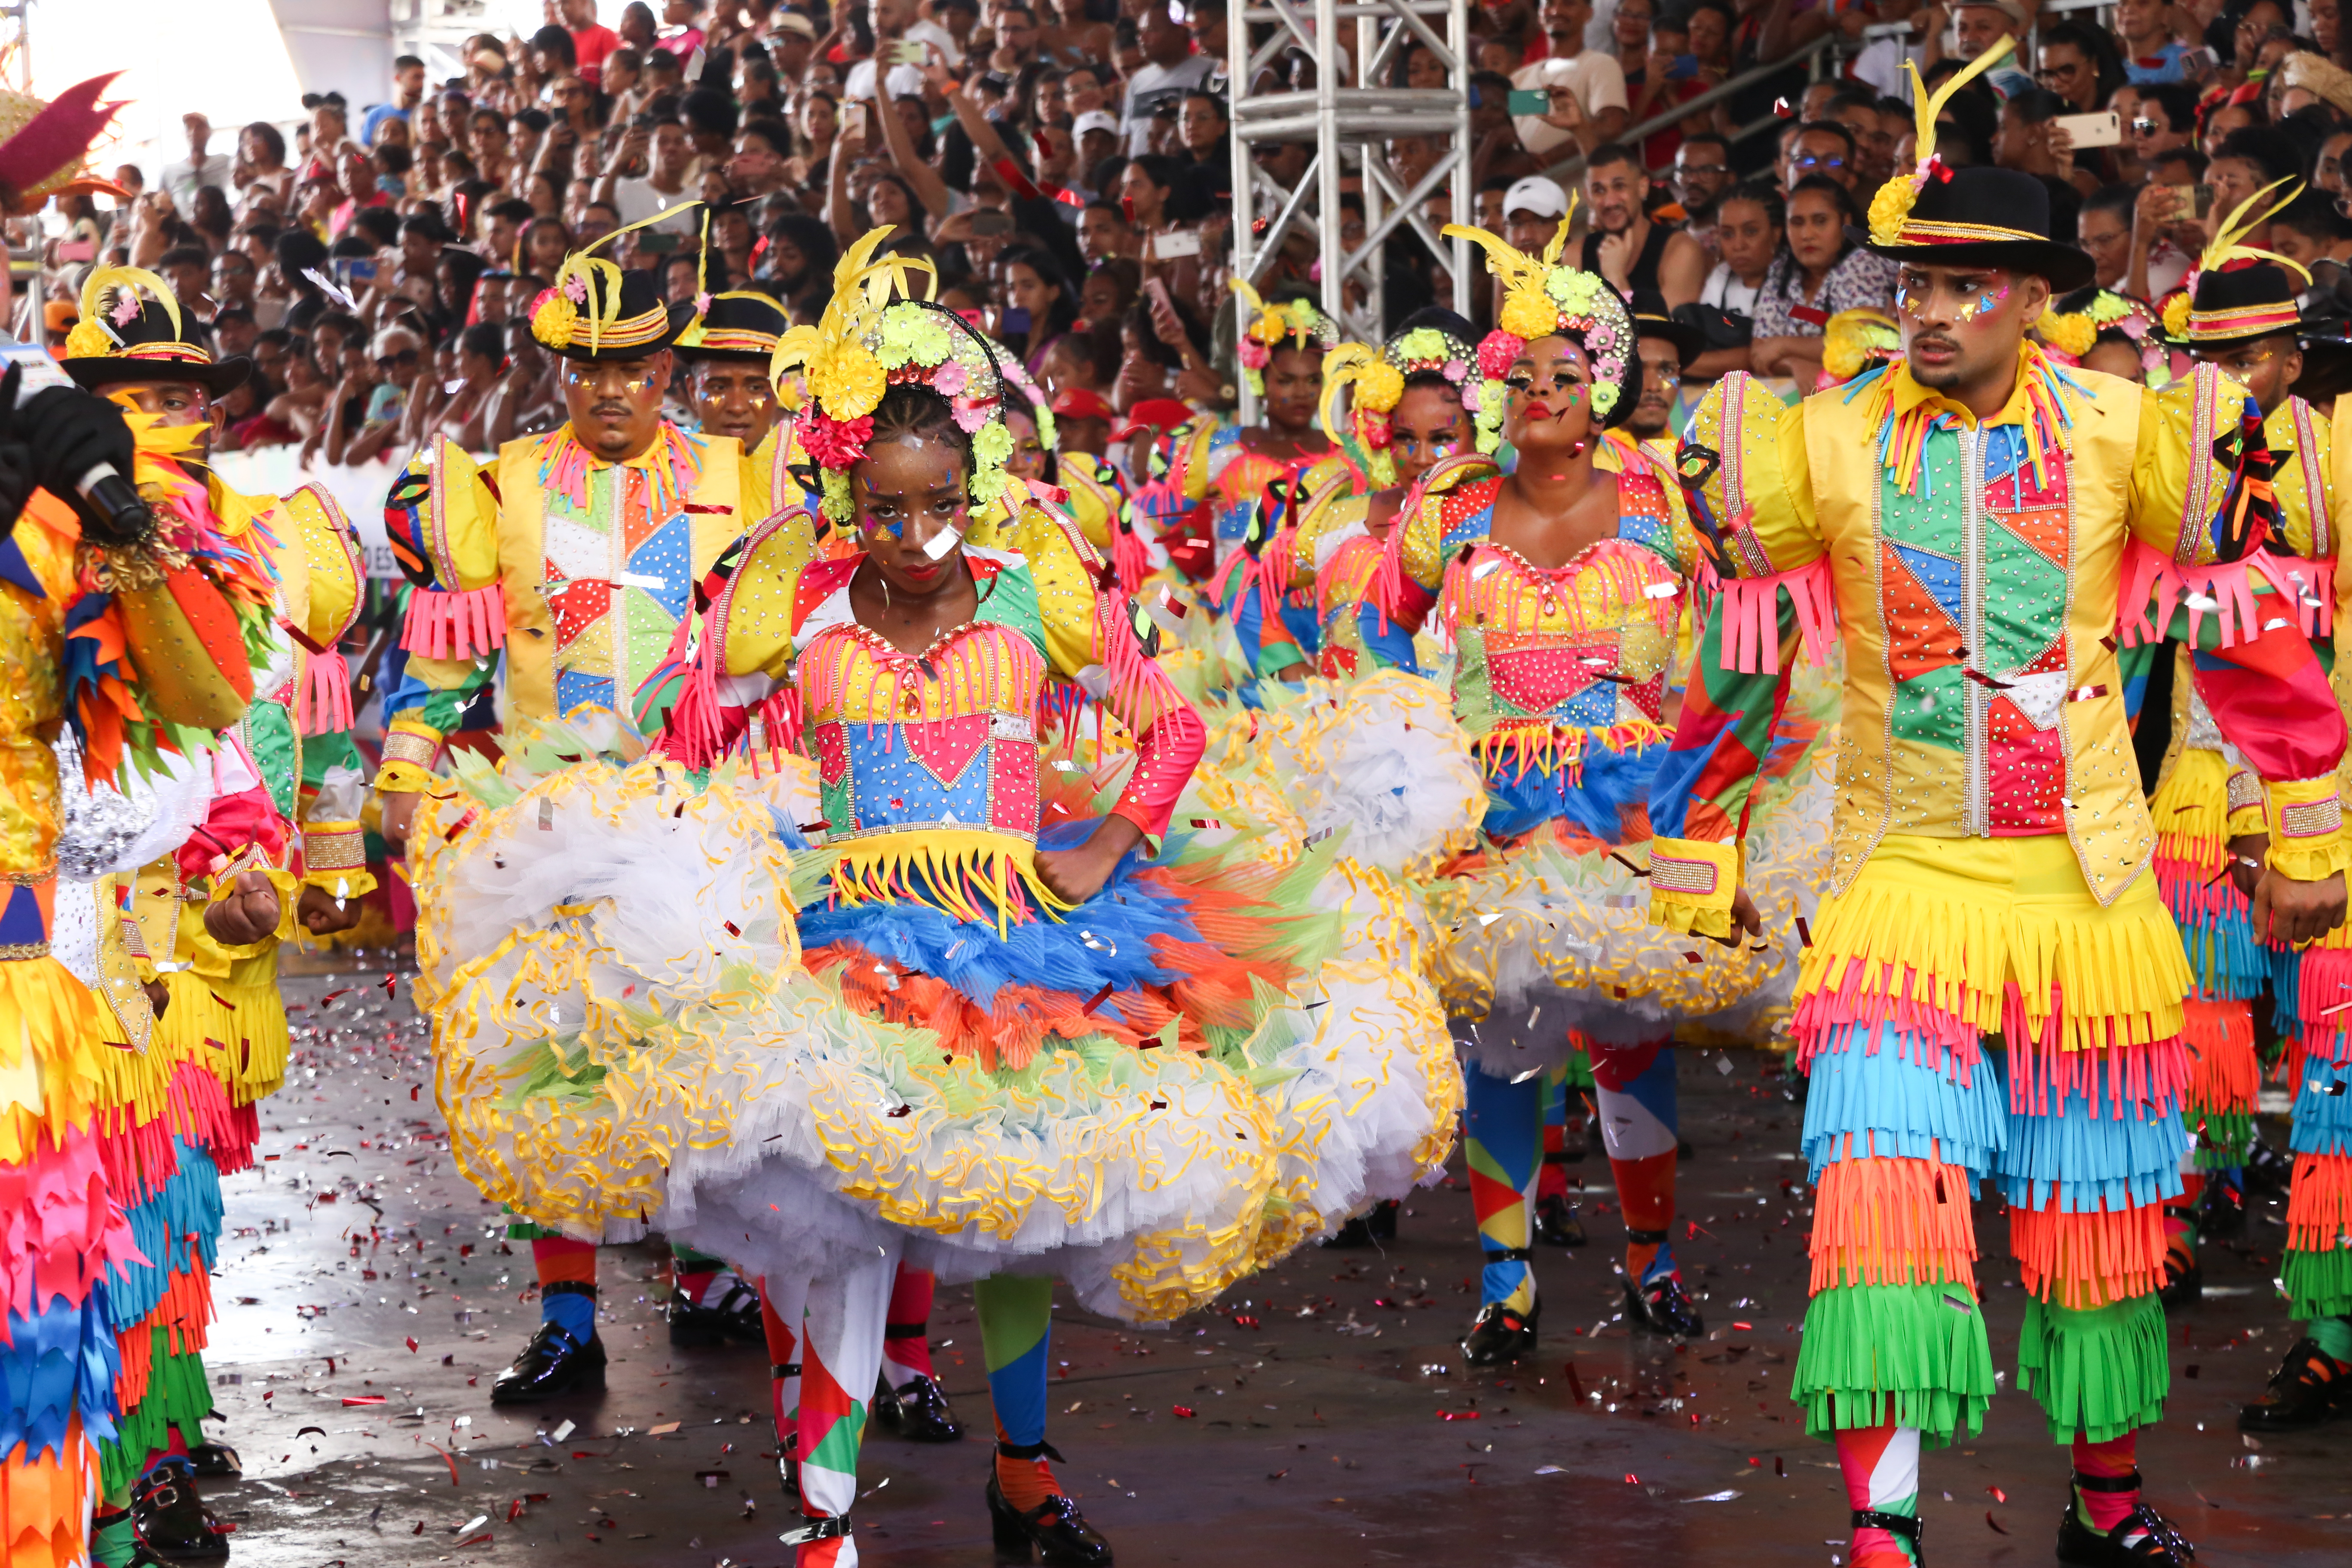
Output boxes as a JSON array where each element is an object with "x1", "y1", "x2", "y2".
[
  {"x1": 2008, "y1": 1202, "x2": 2169, "y2": 1310},
  {"x1": 0, "y1": 1421, "x2": 94, "y2": 1568},
  {"x1": 1809, "y1": 1153, "x2": 1980, "y2": 1295},
  {"x1": 2285, "y1": 1151, "x2": 2352, "y2": 1253},
  {"x1": 2181, "y1": 996, "x2": 2259, "y2": 1116}
]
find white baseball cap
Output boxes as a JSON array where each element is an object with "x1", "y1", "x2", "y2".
[
  {"x1": 1073, "y1": 110, "x2": 1120, "y2": 139},
  {"x1": 1503, "y1": 175, "x2": 1569, "y2": 220}
]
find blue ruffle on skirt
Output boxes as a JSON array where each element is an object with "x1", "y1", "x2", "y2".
[
  {"x1": 1799, "y1": 1023, "x2": 2008, "y2": 1187},
  {"x1": 0, "y1": 1291, "x2": 122, "y2": 1461},
  {"x1": 107, "y1": 1139, "x2": 224, "y2": 1332},
  {"x1": 1992, "y1": 1049, "x2": 2188, "y2": 1213},
  {"x1": 1480, "y1": 733, "x2": 1666, "y2": 844}
]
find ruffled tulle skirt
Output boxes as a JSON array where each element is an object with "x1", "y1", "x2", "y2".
[{"x1": 408, "y1": 723, "x2": 1463, "y2": 1323}]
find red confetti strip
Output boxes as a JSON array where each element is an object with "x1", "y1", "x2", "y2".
[
  {"x1": 1437, "y1": 1410, "x2": 1480, "y2": 1421},
  {"x1": 1987, "y1": 1485, "x2": 2007, "y2": 1503},
  {"x1": 340, "y1": 1396, "x2": 386, "y2": 1406},
  {"x1": 1173, "y1": 1405, "x2": 1196, "y2": 1418},
  {"x1": 426, "y1": 1440, "x2": 459, "y2": 1486},
  {"x1": 1986, "y1": 1511, "x2": 2009, "y2": 1534},
  {"x1": 404, "y1": 1336, "x2": 419, "y2": 1352}
]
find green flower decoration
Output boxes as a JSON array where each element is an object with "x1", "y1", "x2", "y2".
[
  {"x1": 1544, "y1": 268, "x2": 1577, "y2": 305},
  {"x1": 1035, "y1": 407, "x2": 1059, "y2": 452},
  {"x1": 1391, "y1": 328, "x2": 1447, "y2": 365},
  {"x1": 821, "y1": 467, "x2": 853, "y2": 524},
  {"x1": 876, "y1": 305, "x2": 952, "y2": 371},
  {"x1": 972, "y1": 421, "x2": 1014, "y2": 468},
  {"x1": 2087, "y1": 293, "x2": 2130, "y2": 325}
]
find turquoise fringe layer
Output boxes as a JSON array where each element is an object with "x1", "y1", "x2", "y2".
[{"x1": 1799, "y1": 1024, "x2": 2006, "y2": 1187}]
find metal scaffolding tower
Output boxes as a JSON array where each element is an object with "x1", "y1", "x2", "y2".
[{"x1": 1225, "y1": 0, "x2": 1471, "y2": 423}]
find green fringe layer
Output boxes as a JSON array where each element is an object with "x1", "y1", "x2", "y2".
[
  {"x1": 2188, "y1": 1109, "x2": 2253, "y2": 1167},
  {"x1": 2283, "y1": 1246, "x2": 2352, "y2": 1321},
  {"x1": 2016, "y1": 1293, "x2": 2168, "y2": 1443},
  {"x1": 99, "y1": 1335, "x2": 214, "y2": 1494},
  {"x1": 1792, "y1": 1282, "x2": 1994, "y2": 1448}
]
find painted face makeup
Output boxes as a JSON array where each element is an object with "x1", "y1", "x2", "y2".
[{"x1": 1953, "y1": 284, "x2": 2011, "y2": 324}]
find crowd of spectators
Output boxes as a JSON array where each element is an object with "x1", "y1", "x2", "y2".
[{"x1": 33, "y1": 0, "x2": 2352, "y2": 464}]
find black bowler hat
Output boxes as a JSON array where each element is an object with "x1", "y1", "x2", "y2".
[
  {"x1": 1863, "y1": 36, "x2": 2095, "y2": 292},
  {"x1": 674, "y1": 288, "x2": 790, "y2": 363},
  {"x1": 63, "y1": 266, "x2": 249, "y2": 396},
  {"x1": 528, "y1": 258, "x2": 697, "y2": 361}
]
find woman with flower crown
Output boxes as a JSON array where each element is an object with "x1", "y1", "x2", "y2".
[
  {"x1": 1355, "y1": 217, "x2": 1834, "y2": 1364},
  {"x1": 399, "y1": 230, "x2": 1466, "y2": 1568}
]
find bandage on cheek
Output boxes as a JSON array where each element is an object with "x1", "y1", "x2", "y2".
[{"x1": 922, "y1": 516, "x2": 966, "y2": 560}]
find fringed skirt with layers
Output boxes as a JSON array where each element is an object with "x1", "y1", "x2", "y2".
[
  {"x1": 1790, "y1": 833, "x2": 2190, "y2": 1449},
  {"x1": 2276, "y1": 917, "x2": 2352, "y2": 1323},
  {"x1": 2148, "y1": 748, "x2": 2266, "y2": 1166},
  {"x1": 408, "y1": 731, "x2": 1464, "y2": 1324}
]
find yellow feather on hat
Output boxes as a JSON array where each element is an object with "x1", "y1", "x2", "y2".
[{"x1": 1867, "y1": 34, "x2": 2017, "y2": 246}]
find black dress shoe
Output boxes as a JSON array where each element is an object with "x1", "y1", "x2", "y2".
[
  {"x1": 2239, "y1": 1337, "x2": 2352, "y2": 1432},
  {"x1": 668, "y1": 1276, "x2": 764, "y2": 1348},
  {"x1": 2195, "y1": 1177, "x2": 2245, "y2": 1239},
  {"x1": 185, "y1": 1441, "x2": 240, "y2": 1479},
  {"x1": 1320, "y1": 1216, "x2": 1378, "y2": 1249},
  {"x1": 1364, "y1": 1199, "x2": 1398, "y2": 1240},
  {"x1": 1534, "y1": 1193, "x2": 1586, "y2": 1247},
  {"x1": 987, "y1": 1465, "x2": 1113, "y2": 1567},
  {"x1": 2055, "y1": 1490, "x2": 2195, "y2": 1566},
  {"x1": 490, "y1": 1321, "x2": 607, "y2": 1405},
  {"x1": 874, "y1": 1371, "x2": 964, "y2": 1442},
  {"x1": 1461, "y1": 1298, "x2": 1538, "y2": 1365},
  {"x1": 1624, "y1": 1272, "x2": 1704, "y2": 1337},
  {"x1": 132, "y1": 1467, "x2": 230, "y2": 1561}
]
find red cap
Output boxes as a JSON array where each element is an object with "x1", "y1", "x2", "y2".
[
  {"x1": 1050, "y1": 386, "x2": 1116, "y2": 422},
  {"x1": 1113, "y1": 396, "x2": 1197, "y2": 440}
]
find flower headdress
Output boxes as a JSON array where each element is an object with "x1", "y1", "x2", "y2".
[
  {"x1": 2161, "y1": 178, "x2": 2308, "y2": 340},
  {"x1": 1319, "y1": 321, "x2": 1483, "y2": 453},
  {"x1": 1232, "y1": 276, "x2": 1338, "y2": 396},
  {"x1": 2036, "y1": 290, "x2": 2171, "y2": 385},
  {"x1": 769, "y1": 225, "x2": 1015, "y2": 524},
  {"x1": 1440, "y1": 203, "x2": 1638, "y2": 437},
  {"x1": 1821, "y1": 307, "x2": 1901, "y2": 384},
  {"x1": 1866, "y1": 36, "x2": 2017, "y2": 248}
]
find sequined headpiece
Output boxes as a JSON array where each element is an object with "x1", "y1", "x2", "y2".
[
  {"x1": 769, "y1": 226, "x2": 1016, "y2": 524},
  {"x1": 1442, "y1": 206, "x2": 1638, "y2": 433},
  {"x1": 2040, "y1": 288, "x2": 2171, "y2": 385}
]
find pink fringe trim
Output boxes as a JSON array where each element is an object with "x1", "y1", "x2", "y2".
[
  {"x1": 2274, "y1": 553, "x2": 2335, "y2": 640},
  {"x1": 1792, "y1": 957, "x2": 1984, "y2": 1084},
  {"x1": 298, "y1": 649, "x2": 353, "y2": 735},
  {"x1": 401, "y1": 582, "x2": 506, "y2": 662},
  {"x1": 1701, "y1": 555, "x2": 1838, "y2": 675},
  {"x1": 2114, "y1": 538, "x2": 2301, "y2": 649}
]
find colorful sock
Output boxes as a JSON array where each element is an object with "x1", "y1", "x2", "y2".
[
  {"x1": 2071, "y1": 1431, "x2": 2140, "y2": 1534},
  {"x1": 1537, "y1": 1069, "x2": 1570, "y2": 1200},
  {"x1": 882, "y1": 1263, "x2": 937, "y2": 1384},
  {"x1": 763, "y1": 1274, "x2": 809, "y2": 1446},
  {"x1": 2312, "y1": 1315, "x2": 2352, "y2": 1363},
  {"x1": 672, "y1": 1242, "x2": 728, "y2": 1304},
  {"x1": 1464, "y1": 1065, "x2": 1542, "y2": 1312},
  {"x1": 975, "y1": 1273, "x2": 1060, "y2": 1512},
  {"x1": 796, "y1": 1250, "x2": 896, "y2": 1568},
  {"x1": 1835, "y1": 1421, "x2": 1922, "y2": 1568},
  {"x1": 533, "y1": 1237, "x2": 598, "y2": 1340},
  {"x1": 1589, "y1": 1034, "x2": 1680, "y2": 1282},
  {"x1": 91, "y1": 1508, "x2": 134, "y2": 1568}
]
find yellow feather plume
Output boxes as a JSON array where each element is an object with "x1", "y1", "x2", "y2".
[
  {"x1": 71, "y1": 264, "x2": 180, "y2": 352},
  {"x1": 542, "y1": 199, "x2": 705, "y2": 352},
  {"x1": 1869, "y1": 35, "x2": 2017, "y2": 246},
  {"x1": 768, "y1": 224, "x2": 940, "y2": 412},
  {"x1": 1318, "y1": 343, "x2": 1375, "y2": 446},
  {"x1": 2196, "y1": 177, "x2": 2311, "y2": 284}
]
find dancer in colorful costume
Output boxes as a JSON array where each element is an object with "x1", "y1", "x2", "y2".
[
  {"x1": 0, "y1": 74, "x2": 284, "y2": 1568},
  {"x1": 54, "y1": 269, "x2": 372, "y2": 1564},
  {"x1": 401, "y1": 229, "x2": 1461, "y2": 1568},
  {"x1": 2110, "y1": 203, "x2": 2337, "y2": 1312},
  {"x1": 370, "y1": 247, "x2": 766, "y2": 1405},
  {"x1": 674, "y1": 281, "x2": 961, "y2": 1446},
  {"x1": 1647, "y1": 40, "x2": 2348, "y2": 1568},
  {"x1": 1358, "y1": 217, "x2": 1830, "y2": 1363}
]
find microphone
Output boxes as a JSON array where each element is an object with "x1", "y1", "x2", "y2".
[{"x1": 75, "y1": 462, "x2": 156, "y2": 545}]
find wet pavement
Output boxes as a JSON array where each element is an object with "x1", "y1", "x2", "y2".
[{"x1": 196, "y1": 959, "x2": 2352, "y2": 1568}]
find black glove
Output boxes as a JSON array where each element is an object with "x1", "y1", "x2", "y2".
[{"x1": 11, "y1": 383, "x2": 149, "y2": 545}]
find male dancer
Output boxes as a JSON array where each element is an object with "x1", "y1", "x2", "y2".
[{"x1": 1649, "y1": 42, "x2": 2347, "y2": 1568}]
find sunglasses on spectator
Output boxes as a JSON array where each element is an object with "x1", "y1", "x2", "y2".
[
  {"x1": 1792, "y1": 153, "x2": 1847, "y2": 169},
  {"x1": 2131, "y1": 117, "x2": 2162, "y2": 135},
  {"x1": 377, "y1": 348, "x2": 420, "y2": 368}
]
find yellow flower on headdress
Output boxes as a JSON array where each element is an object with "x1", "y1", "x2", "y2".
[
  {"x1": 1868, "y1": 35, "x2": 2016, "y2": 247},
  {"x1": 1356, "y1": 360, "x2": 1406, "y2": 412},
  {"x1": 1499, "y1": 291, "x2": 1560, "y2": 341},
  {"x1": 532, "y1": 201, "x2": 705, "y2": 352},
  {"x1": 808, "y1": 338, "x2": 887, "y2": 419},
  {"x1": 531, "y1": 290, "x2": 579, "y2": 350},
  {"x1": 2034, "y1": 307, "x2": 2096, "y2": 358},
  {"x1": 2162, "y1": 292, "x2": 2192, "y2": 337}
]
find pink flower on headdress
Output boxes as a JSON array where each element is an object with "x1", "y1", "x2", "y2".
[
  {"x1": 1461, "y1": 381, "x2": 1482, "y2": 413},
  {"x1": 695, "y1": 291, "x2": 712, "y2": 316},
  {"x1": 1442, "y1": 358, "x2": 1468, "y2": 383},
  {"x1": 562, "y1": 271, "x2": 589, "y2": 303},
  {"x1": 110, "y1": 292, "x2": 141, "y2": 327},
  {"x1": 799, "y1": 410, "x2": 873, "y2": 469},
  {"x1": 952, "y1": 396, "x2": 990, "y2": 434},
  {"x1": 1238, "y1": 338, "x2": 1270, "y2": 370},
  {"x1": 2118, "y1": 316, "x2": 2148, "y2": 340},
  {"x1": 934, "y1": 358, "x2": 968, "y2": 395},
  {"x1": 1476, "y1": 331, "x2": 1523, "y2": 380}
]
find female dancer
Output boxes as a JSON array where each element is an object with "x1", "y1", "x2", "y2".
[
  {"x1": 1365, "y1": 218, "x2": 1831, "y2": 1361},
  {"x1": 405, "y1": 232, "x2": 1463, "y2": 1568}
]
